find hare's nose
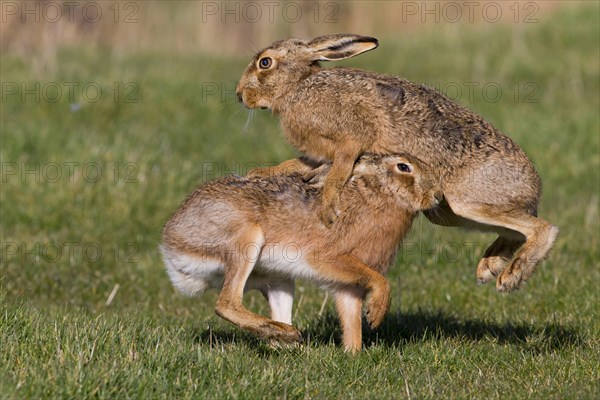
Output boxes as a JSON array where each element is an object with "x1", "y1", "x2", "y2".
[{"x1": 236, "y1": 91, "x2": 243, "y2": 103}]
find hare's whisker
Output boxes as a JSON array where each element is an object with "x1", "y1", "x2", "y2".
[
  {"x1": 230, "y1": 106, "x2": 243, "y2": 118},
  {"x1": 221, "y1": 99, "x2": 238, "y2": 107},
  {"x1": 241, "y1": 109, "x2": 254, "y2": 135},
  {"x1": 248, "y1": 40, "x2": 260, "y2": 55}
]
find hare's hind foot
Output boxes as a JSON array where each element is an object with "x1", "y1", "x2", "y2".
[
  {"x1": 216, "y1": 301, "x2": 302, "y2": 343},
  {"x1": 448, "y1": 202, "x2": 558, "y2": 292},
  {"x1": 476, "y1": 237, "x2": 524, "y2": 284},
  {"x1": 259, "y1": 320, "x2": 303, "y2": 343},
  {"x1": 496, "y1": 222, "x2": 559, "y2": 292}
]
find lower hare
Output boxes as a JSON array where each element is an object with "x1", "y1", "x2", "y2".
[
  {"x1": 161, "y1": 154, "x2": 441, "y2": 351},
  {"x1": 237, "y1": 34, "x2": 559, "y2": 292}
]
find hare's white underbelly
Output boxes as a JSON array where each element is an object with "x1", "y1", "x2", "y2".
[{"x1": 255, "y1": 243, "x2": 318, "y2": 281}]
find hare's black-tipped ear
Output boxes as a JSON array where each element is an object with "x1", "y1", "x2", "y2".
[{"x1": 307, "y1": 34, "x2": 378, "y2": 61}]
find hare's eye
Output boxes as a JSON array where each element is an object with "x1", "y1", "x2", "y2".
[
  {"x1": 397, "y1": 163, "x2": 412, "y2": 173},
  {"x1": 259, "y1": 57, "x2": 272, "y2": 69}
]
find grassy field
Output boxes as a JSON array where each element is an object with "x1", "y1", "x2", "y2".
[{"x1": 1, "y1": 4, "x2": 599, "y2": 399}]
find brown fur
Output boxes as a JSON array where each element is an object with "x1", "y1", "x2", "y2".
[
  {"x1": 162, "y1": 154, "x2": 441, "y2": 352},
  {"x1": 236, "y1": 34, "x2": 559, "y2": 292}
]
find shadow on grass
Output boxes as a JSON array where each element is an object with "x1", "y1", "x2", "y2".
[
  {"x1": 191, "y1": 309, "x2": 584, "y2": 354},
  {"x1": 315, "y1": 309, "x2": 585, "y2": 353}
]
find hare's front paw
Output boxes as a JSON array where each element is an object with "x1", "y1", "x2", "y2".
[
  {"x1": 365, "y1": 282, "x2": 390, "y2": 329},
  {"x1": 318, "y1": 205, "x2": 339, "y2": 227},
  {"x1": 319, "y1": 193, "x2": 341, "y2": 227}
]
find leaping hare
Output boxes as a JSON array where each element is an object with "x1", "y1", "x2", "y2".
[
  {"x1": 161, "y1": 154, "x2": 441, "y2": 352},
  {"x1": 236, "y1": 34, "x2": 558, "y2": 292}
]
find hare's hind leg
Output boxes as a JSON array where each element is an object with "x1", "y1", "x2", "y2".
[
  {"x1": 333, "y1": 287, "x2": 365, "y2": 353},
  {"x1": 424, "y1": 203, "x2": 519, "y2": 283},
  {"x1": 424, "y1": 202, "x2": 528, "y2": 285},
  {"x1": 496, "y1": 221, "x2": 557, "y2": 292},
  {"x1": 215, "y1": 227, "x2": 302, "y2": 343},
  {"x1": 450, "y1": 203, "x2": 558, "y2": 292}
]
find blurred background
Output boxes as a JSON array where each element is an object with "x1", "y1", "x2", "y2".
[
  {"x1": 1, "y1": 1, "x2": 598, "y2": 397},
  {"x1": 0, "y1": 1, "x2": 574, "y2": 58}
]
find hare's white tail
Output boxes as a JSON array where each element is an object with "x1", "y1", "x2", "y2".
[{"x1": 160, "y1": 245, "x2": 223, "y2": 296}]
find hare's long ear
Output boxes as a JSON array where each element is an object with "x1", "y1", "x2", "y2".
[{"x1": 307, "y1": 34, "x2": 378, "y2": 61}]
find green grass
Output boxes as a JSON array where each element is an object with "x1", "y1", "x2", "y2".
[{"x1": 1, "y1": 5, "x2": 599, "y2": 399}]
